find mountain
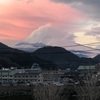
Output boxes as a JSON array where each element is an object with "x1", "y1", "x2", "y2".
[
  {"x1": 93, "y1": 54, "x2": 100, "y2": 63},
  {"x1": 14, "y1": 25, "x2": 100, "y2": 57},
  {"x1": 0, "y1": 42, "x2": 33, "y2": 68},
  {"x1": 0, "y1": 42, "x2": 9, "y2": 48},
  {"x1": 32, "y1": 46, "x2": 98, "y2": 70},
  {"x1": 16, "y1": 42, "x2": 46, "y2": 52},
  {"x1": 0, "y1": 42, "x2": 98, "y2": 70},
  {"x1": 80, "y1": 57, "x2": 98, "y2": 65},
  {"x1": 0, "y1": 42, "x2": 57, "y2": 69},
  {"x1": 32, "y1": 46, "x2": 80, "y2": 70}
]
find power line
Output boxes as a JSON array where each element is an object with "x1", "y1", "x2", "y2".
[
  {"x1": 0, "y1": 41, "x2": 100, "y2": 49},
  {"x1": 0, "y1": 42, "x2": 100, "y2": 55},
  {"x1": 0, "y1": 49, "x2": 99, "y2": 55},
  {"x1": 15, "y1": 41, "x2": 100, "y2": 48},
  {"x1": 61, "y1": 41, "x2": 100, "y2": 48}
]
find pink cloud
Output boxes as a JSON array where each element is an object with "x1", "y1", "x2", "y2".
[{"x1": 0, "y1": 0, "x2": 84, "y2": 42}]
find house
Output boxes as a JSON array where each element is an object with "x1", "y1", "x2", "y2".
[
  {"x1": 13, "y1": 63, "x2": 43, "y2": 85},
  {"x1": 42, "y1": 70, "x2": 64, "y2": 83},
  {"x1": 77, "y1": 65, "x2": 96, "y2": 78},
  {"x1": 0, "y1": 63, "x2": 68, "y2": 85},
  {"x1": 13, "y1": 73, "x2": 43, "y2": 84},
  {"x1": 0, "y1": 63, "x2": 43, "y2": 85},
  {"x1": 0, "y1": 68, "x2": 16, "y2": 85},
  {"x1": 60, "y1": 70, "x2": 80, "y2": 84}
]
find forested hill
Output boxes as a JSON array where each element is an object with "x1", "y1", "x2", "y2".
[
  {"x1": 0, "y1": 43, "x2": 57, "y2": 70},
  {"x1": 0, "y1": 43, "x2": 98, "y2": 70}
]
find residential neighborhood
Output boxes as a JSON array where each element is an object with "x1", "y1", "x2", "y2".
[{"x1": 0, "y1": 63, "x2": 100, "y2": 86}]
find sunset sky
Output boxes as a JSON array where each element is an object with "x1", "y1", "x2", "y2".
[{"x1": 0, "y1": 0, "x2": 100, "y2": 48}]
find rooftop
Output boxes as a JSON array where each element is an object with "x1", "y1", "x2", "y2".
[{"x1": 78, "y1": 65, "x2": 95, "y2": 70}]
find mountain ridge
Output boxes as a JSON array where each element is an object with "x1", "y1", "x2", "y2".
[
  {"x1": 0, "y1": 42, "x2": 57, "y2": 69},
  {"x1": 0, "y1": 42, "x2": 99, "y2": 70}
]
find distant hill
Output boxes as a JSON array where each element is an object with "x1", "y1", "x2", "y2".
[
  {"x1": 0, "y1": 42, "x2": 33, "y2": 68},
  {"x1": 0, "y1": 42, "x2": 57, "y2": 69},
  {"x1": 80, "y1": 57, "x2": 98, "y2": 65},
  {"x1": 93, "y1": 54, "x2": 100, "y2": 63},
  {"x1": 0, "y1": 42, "x2": 98, "y2": 70},
  {"x1": 32, "y1": 46, "x2": 80, "y2": 70},
  {"x1": 33, "y1": 46, "x2": 98, "y2": 70}
]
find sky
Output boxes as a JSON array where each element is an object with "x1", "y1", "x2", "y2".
[{"x1": 0, "y1": 0, "x2": 100, "y2": 48}]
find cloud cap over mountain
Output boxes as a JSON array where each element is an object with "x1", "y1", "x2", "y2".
[{"x1": 15, "y1": 24, "x2": 100, "y2": 57}]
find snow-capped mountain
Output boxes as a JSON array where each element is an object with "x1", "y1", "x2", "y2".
[
  {"x1": 16, "y1": 42, "x2": 46, "y2": 52},
  {"x1": 14, "y1": 24, "x2": 100, "y2": 57}
]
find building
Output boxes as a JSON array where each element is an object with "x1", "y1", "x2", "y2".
[
  {"x1": 77, "y1": 65, "x2": 96, "y2": 78},
  {"x1": 0, "y1": 68, "x2": 16, "y2": 84},
  {"x1": 13, "y1": 63, "x2": 43, "y2": 84},
  {"x1": 42, "y1": 70, "x2": 65, "y2": 83},
  {"x1": 0, "y1": 63, "x2": 66, "y2": 85},
  {"x1": 0, "y1": 63, "x2": 43, "y2": 85},
  {"x1": 13, "y1": 73, "x2": 43, "y2": 84}
]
